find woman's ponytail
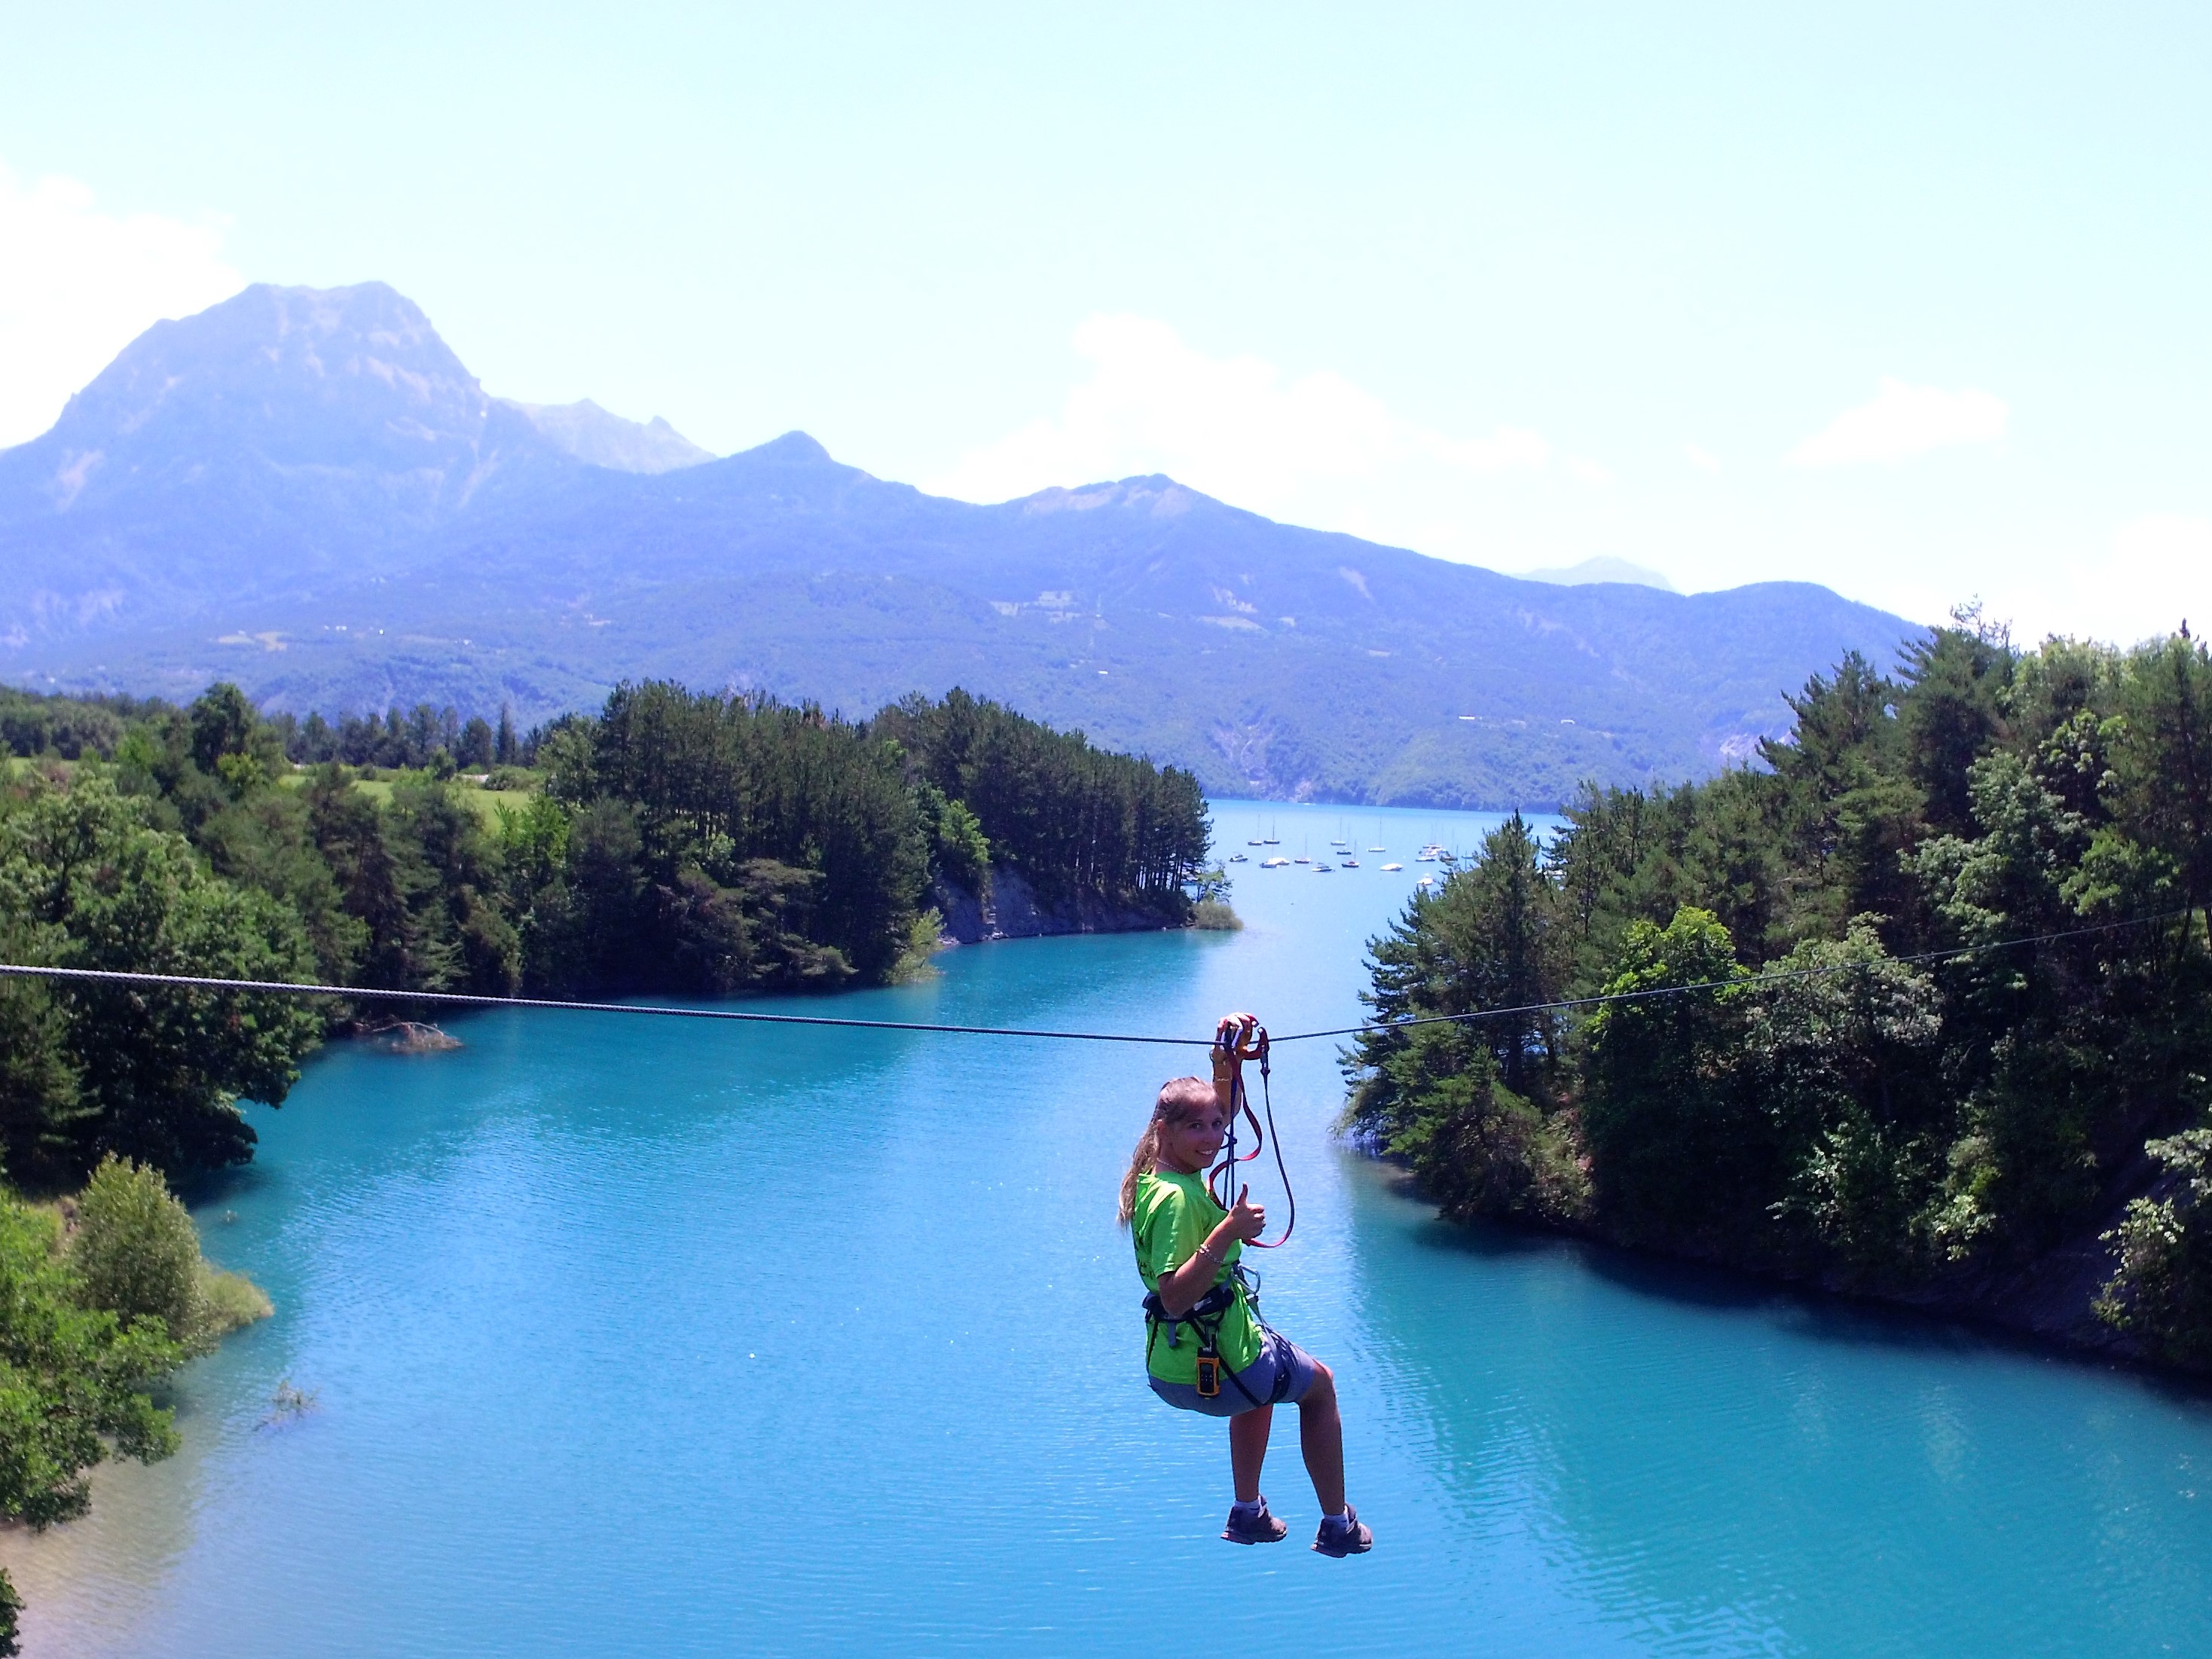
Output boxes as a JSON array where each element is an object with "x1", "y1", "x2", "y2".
[{"x1": 1119, "y1": 1118, "x2": 1160, "y2": 1229}]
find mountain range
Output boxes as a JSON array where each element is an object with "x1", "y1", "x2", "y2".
[
  {"x1": 0, "y1": 282, "x2": 1920, "y2": 807},
  {"x1": 1517, "y1": 555, "x2": 1677, "y2": 592}
]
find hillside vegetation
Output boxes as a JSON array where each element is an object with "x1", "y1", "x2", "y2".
[
  {"x1": 0, "y1": 680, "x2": 1211, "y2": 1185},
  {"x1": 1344, "y1": 621, "x2": 2212, "y2": 1370}
]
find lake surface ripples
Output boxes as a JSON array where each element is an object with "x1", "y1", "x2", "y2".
[{"x1": 5, "y1": 801, "x2": 2208, "y2": 1656}]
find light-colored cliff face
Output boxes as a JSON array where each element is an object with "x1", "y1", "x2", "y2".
[{"x1": 931, "y1": 862, "x2": 1184, "y2": 946}]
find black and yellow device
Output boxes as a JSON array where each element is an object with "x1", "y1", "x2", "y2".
[{"x1": 1195, "y1": 1343, "x2": 1223, "y2": 1398}]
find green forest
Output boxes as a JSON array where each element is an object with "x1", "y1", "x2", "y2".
[
  {"x1": 1343, "y1": 621, "x2": 2212, "y2": 1371},
  {"x1": 1, "y1": 678, "x2": 1213, "y2": 1187}
]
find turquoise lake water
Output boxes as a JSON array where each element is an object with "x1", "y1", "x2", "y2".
[{"x1": 7, "y1": 799, "x2": 2210, "y2": 1655}]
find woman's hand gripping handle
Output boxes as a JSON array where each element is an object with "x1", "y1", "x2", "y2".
[{"x1": 1211, "y1": 1010, "x2": 1262, "y2": 1111}]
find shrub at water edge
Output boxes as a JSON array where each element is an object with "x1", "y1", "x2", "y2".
[{"x1": 0, "y1": 1157, "x2": 271, "y2": 1648}]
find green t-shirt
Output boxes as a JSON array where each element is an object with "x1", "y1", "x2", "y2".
[{"x1": 1131, "y1": 1168, "x2": 1263, "y2": 1383}]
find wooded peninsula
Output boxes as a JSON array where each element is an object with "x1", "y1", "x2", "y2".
[
  {"x1": 1343, "y1": 619, "x2": 2212, "y2": 1373},
  {"x1": 2, "y1": 678, "x2": 1215, "y2": 1181}
]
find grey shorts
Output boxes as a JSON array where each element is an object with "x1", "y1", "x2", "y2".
[{"x1": 1149, "y1": 1329, "x2": 1321, "y2": 1419}]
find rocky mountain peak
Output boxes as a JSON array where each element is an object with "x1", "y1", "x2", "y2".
[
  {"x1": 45, "y1": 281, "x2": 496, "y2": 467},
  {"x1": 502, "y1": 399, "x2": 713, "y2": 474}
]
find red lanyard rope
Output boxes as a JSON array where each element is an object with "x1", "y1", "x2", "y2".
[{"x1": 1206, "y1": 1027, "x2": 1295, "y2": 1250}]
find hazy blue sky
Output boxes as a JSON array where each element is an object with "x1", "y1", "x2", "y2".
[{"x1": 3, "y1": 3, "x2": 2207, "y2": 643}]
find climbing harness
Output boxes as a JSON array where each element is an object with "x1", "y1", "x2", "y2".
[
  {"x1": 1144, "y1": 1278, "x2": 1242, "y2": 1401},
  {"x1": 1141, "y1": 1268, "x2": 1297, "y2": 1410}
]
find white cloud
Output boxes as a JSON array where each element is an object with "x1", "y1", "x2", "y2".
[
  {"x1": 2041, "y1": 514, "x2": 2212, "y2": 647},
  {"x1": 0, "y1": 163, "x2": 243, "y2": 448},
  {"x1": 1786, "y1": 377, "x2": 2008, "y2": 469},
  {"x1": 929, "y1": 315, "x2": 1564, "y2": 543},
  {"x1": 1682, "y1": 441, "x2": 1721, "y2": 473}
]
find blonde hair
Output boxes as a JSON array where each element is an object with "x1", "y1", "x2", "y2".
[{"x1": 1118, "y1": 1075, "x2": 1218, "y2": 1227}]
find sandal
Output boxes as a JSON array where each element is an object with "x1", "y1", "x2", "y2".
[
  {"x1": 1221, "y1": 1496, "x2": 1289, "y2": 1545},
  {"x1": 1312, "y1": 1504, "x2": 1372, "y2": 1557}
]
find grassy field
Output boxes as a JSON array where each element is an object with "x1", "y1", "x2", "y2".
[
  {"x1": 11, "y1": 759, "x2": 537, "y2": 828},
  {"x1": 464, "y1": 787, "x2": 536, "y2": 826},
  {"x1": 4, "y1": 755, "x2": 76, "y2": 779},
  {"x1": 340, "y1": 777, "x2": 536, "y2": 826},
  {"x1": 273, "y1": 770, "x2": 537, "y2": 826}
]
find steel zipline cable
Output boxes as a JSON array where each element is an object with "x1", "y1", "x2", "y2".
[
  {"x1": 0, "y1": 906, "x2": 2192, "y2": 1049},
  {"x1": 0, "y1": 964, "x2": 1212, "y2": 1046},
  {"x1": 1275, "y1": 906, "x2": 2201, "y2": 1043}
]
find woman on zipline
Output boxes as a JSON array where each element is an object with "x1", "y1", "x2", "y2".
[{"x1": 1120, "y1": 1012, "x2": 1371, "y2": 1555}]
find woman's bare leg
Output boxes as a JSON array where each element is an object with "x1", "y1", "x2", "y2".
[
  {"x1": 1229, "y1": 1404, "x2": 1273, "y2": 1502},
  {"x1": 1298, "y1": 1361, "x2": 1346, "y2": 1513}
]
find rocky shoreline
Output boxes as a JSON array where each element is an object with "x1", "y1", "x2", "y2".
[
  {"x1": 1413, "y1": 1163, "x2": 2204, "y2": 1382},
  {"x1": 930, "y1": 863, "x2": 1188, "y2": 945}
]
